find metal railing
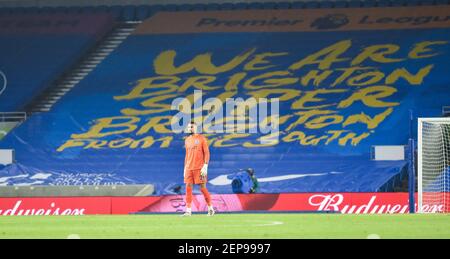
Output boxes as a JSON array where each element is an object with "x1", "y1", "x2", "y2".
[
  {"x1": 443, "y1": 106, "x2": 450, "y2": 117},
  {"x1": 0, "y1": 112, "x2": 27, "y2": 122}
]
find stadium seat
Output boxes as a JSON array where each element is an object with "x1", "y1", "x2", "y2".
[
  {"x1": 377, "y1": 0, "x2": 391, "y2": 7},
  {"x1": 0, "y1": 8, "x2": 12, "y2": 15},
  {"x1": 275, "y1": 2, "x2": 291, "y2": 9},
  {"x1": 304, "y1": 1, "x2": 320, "y2": 8},
  {"x1": 0, "y1": 12, "x2": 114, "y2": 112},
  {"x1": 391, "y1": 0, "x2": 407, "y2": 6},
  {"x1": 122, "y1": 5, "x2": 136, "y2": 21},
  {"x1": 191, "y1": 4, "x2": 206, "y2": 11},
  {"x1": 262, "y1": 2, "x2": 277, "y2": 9},
  {"x1": 234, "y1": 3, "x2": 248, "y2": 10},
  {"x1": 291, "y1": 2, "x2": 305, "y2": 9},
  {"x1": 43, "y1": 6, "x2": 58, "y2": 14},
  {"x1": 50, "y1": 6, "x2": 65, "y2": 14},
  {"x1": 362, "y1": 0, "x2": 378, "y2": 7},
  {"x1": 108, "y1": 5, "x2": 123, "y2": 19},
  {"x1": 136, "y1": 5, "x2": 150, "y2": 20},
  {"x1": 205, "y1": 3, "x2": 220, "y2": 10},
  {"x1": 178, "y1": 4, "x2": 193, "y2": 11},
  {"x1": 94, "y1": 5, "x2": 109, "y2": 14},
  {"x1": 348, "y1": 0, "x2": 362, "y2": 7},
  {"x1": 9, "y1": 7, "x2": 22, "y2": 14},
  {"x1": 164, "y1": 4, "x2": 178, "y2": 12},
  {"x1": 80, "y1": 6, "x2": 95, "y2": 14},
  {"x1": 148, "y1": 5, "x2": 164, "y2": 17},
  {"x1": 218, "y1": 3, "x2": 233, "y2": 10},
  {"x1": 334, "y1": 1, "x2": 348, "y2": 8},
  {"x1": 66, "y1": 6, "x2": 81, "y2": 14},
  {"x1": 248, "y1": 2, "x2": 264, "y2": 9},
  {"x1": 435, "y1": 0, "x2": 449, "y2": 5},
  {"x1": 406, "y1": 0, "x2": 421, "y2": 6},
  {"x1": 320, "y1": 1, "x2": 334, "y2": 8},
  {"x1": 23, "y1": 7, "x2": 40, "y2": 14},
  {"x1": 419, "y1": 0, "x2": 435, "y2": 5}
]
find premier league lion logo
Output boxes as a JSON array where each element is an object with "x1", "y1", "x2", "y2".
[{"x1": 310, "y1": 14, "x2": 349, "y2": 30}]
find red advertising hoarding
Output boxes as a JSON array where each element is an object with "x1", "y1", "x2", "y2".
[
  {"x1": 0, "y1": 193, "x2": 445, "y2": 216},
  {"x1": 0, "y1": 197, "x2": 111, "y2": 216}
]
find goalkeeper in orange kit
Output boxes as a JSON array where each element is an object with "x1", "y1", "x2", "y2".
[{"x1": 182, "y1": 121, "x2": 215, "y2": 216}]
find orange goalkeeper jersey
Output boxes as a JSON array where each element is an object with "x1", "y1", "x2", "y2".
[{"x1": 184, "y1": 134, "x2": 210, "y2": 170}]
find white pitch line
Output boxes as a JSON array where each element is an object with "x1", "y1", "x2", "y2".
[
  {"x1": 366, "y1": 234, "x2": 381, "y2": 239},
  {"x1": 67, "y1": 234, "x2": 81, "y2": 239},
  {"x1": 254, "y1": 221, "x2": 284, "y2": 227},
  {"x1": 184, "y1": 220, "x2": 284, "y2": 228}
]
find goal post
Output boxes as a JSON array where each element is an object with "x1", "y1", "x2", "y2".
[{"x1": 418, "y1": 118, "x2": 450, "y2": 213}]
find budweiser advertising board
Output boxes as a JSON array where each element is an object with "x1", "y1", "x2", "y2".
[{"x1": 0, "y1": 193, "x2": 445, "y2": 216}]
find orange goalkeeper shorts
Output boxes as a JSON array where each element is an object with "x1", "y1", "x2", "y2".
[{"x1": 184, "y1": 169, "x2": 207, "y2": 184}]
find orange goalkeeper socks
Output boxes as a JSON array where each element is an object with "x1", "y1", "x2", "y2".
[
  {"x1": 186, "y1": 185, "x2": 193, "y2": 208},
  {"x1": 200, "y1": 187, "x2": 212, "y2": 206}
]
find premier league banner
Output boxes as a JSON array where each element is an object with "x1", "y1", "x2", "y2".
[{"x1": 1, "y1": 6, "x2": 449, "y2": 194}]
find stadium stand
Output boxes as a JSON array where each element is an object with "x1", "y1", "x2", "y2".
[
  {"x1": 0, "y1": 0, "x2": 449, "y2": 196},
  {"x1": 0, "y1": 13, "x2": 115, "y2": 112}
]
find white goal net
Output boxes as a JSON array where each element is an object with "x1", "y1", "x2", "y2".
[{"x1": 418, "y1": 118, "x2": 450, "y2": 213}]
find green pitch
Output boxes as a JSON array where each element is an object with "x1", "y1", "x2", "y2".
[{"x1": 0, "y1": 213, "x2": 449, "y2": 239}]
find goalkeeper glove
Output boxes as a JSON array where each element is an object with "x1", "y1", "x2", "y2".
[{"x1": 201, "y1": 164, "x2": 208, "y2": 177}]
